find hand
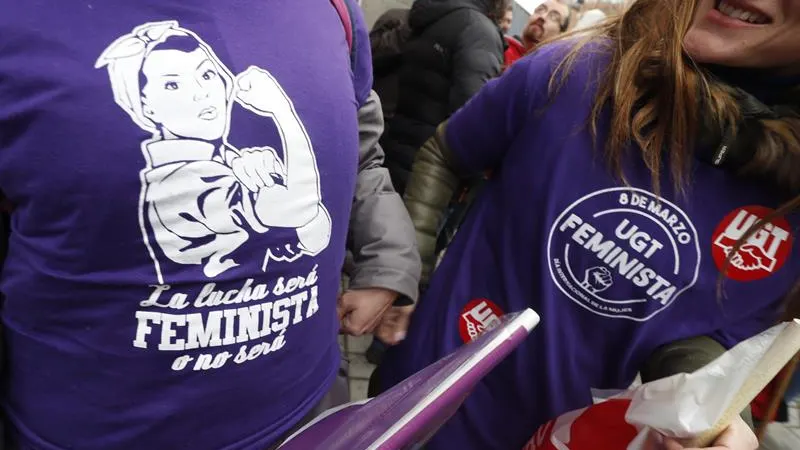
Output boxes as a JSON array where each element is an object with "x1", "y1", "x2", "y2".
[
  {"x1": 374, "y1": 304, "x2": 415, "y2": 345},
  {"x1": 230, "y1": 147, "x2": 285, "y2": 193},
  {"x1": 582, "y1": 266, "x2": 614, "y2": 293},
  {"x1": 337, "y1": 288, "x2": 397, "y2": 336},
  {"x1": 236, "y1": 66, "x2": 291, "y2": 114},
  {"x1": 645, "y1": 416, "x2": 758, "y2": 450}
]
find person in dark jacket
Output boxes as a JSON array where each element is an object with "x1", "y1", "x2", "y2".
[
  {"x1": 370, "y1": 8, "x2": 411, "y2": 122},
  {"x1": 381, "y1": 0, "x2": 508, "y2": 196}
]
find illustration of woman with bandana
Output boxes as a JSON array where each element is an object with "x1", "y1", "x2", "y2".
[{"x1": 95, "y1": 21, "x2": 331, "y2": 281}]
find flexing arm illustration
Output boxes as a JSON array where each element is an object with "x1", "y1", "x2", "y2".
[
  {"x1": 96, "y1": 21, "x2": 332, "y2": 279},
  {"x1": 233, "y1": 66, "x2": 331, "y2": 255},
  {"x1": 96, "y1": 21, "x2": 253, "y2": 280}
]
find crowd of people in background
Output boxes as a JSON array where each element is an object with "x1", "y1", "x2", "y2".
[{"x1": 371, "y1": 0, "x2": 618, "y2": 194}]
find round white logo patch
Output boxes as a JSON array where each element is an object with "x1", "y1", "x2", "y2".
[{"x1": 547, "y1": 187, "x2": 701, "y2": 321}]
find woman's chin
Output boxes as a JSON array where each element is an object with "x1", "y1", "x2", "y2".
[
  {"x1": 684, "y1": 31, "x2": 728, "y2": 65},
  {"x1": 194, "y1": 126, "x2": 226, "y2": 142}
]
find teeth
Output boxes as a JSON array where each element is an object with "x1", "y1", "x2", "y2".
[{"x1": 716, "y1": 1, "x2": 768, "y2": 24}]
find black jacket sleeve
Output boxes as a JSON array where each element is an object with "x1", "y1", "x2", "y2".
[{"x1": 447, "y1": 16, "x2": 503, "y2": 113}]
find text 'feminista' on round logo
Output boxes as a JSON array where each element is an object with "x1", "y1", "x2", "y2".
[
  {"x1": 458, "y1": 298, "x2": 505, "y2": 343},
  {"x1": 547, "y1": 188, "x2": 701, "y2": 322},
  {"x1": 711, "y1": 205, "x2": 793, "y2": 282}
]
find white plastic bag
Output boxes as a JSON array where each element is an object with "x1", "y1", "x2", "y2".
[{"x1": 524, "y1": 320, "x2": 800, "y2": 450}]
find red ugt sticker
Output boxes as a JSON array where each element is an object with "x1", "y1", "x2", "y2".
[
  {"x1": 712, "y1": 205, "x2": 793, "y2": 282},
  {"x1": 458, "y1": 298, "x2": 504, "y2": 343}
]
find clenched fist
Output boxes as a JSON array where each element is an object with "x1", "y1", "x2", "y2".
[
  {"x1": 235, "y1": 66, "x2": 291, "y2": 115},
  {"x1": 230, "y1": 147, "x2": 285, "y2": 193},
  {"x1": 337, "y1": 288, "x2": 397, "y2": 336},
  {"x1": 582, "y1": 266, "x2": 614, "y2": 293}
]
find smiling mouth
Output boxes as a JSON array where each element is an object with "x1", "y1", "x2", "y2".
[
  {"x1": 198, "y1": 107, "x2": 218, "y2": 120},
  {"x1": 714, "y1": 0, "x2": 772, "y2": 24}
]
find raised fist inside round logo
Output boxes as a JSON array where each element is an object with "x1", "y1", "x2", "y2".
[
  {"x1": 547, "y1": 188, "x2": 701, "y2": 321},
  {"x1": 711, "y1": 206, "x2": 793, "y2": 282}
]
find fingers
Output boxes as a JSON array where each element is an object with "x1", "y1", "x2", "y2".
[
  {"x1": 336, "y1": 295, "x2": 347, "y2": 321},
  {"x1": 336, "y1": 295, "x2": 357, "y2": 335},
  {"x1": 391, "y1": 306, "x2": 413, "y2": 342},
  {"x1": 710, "y1": 416, "x2": 758, "y2": 450},
  {"x1": 339, "y1": 300, "x2": 392, "y2": 336},
  {"x1": 374, "y1": 306, "x2": 414, "y2": 345},
  {"x1": 236, "y1": 66, "x2": 268, "y2": 94},
  {"x1": 236, "y1": 68, "x2": 254, "y2": 91},
  {"x1": 231, "y1": 156, "x2": 259, "y2": 192},
  {"x1": 231, "y1": 148, "x2": 284, "y2": 192},
  {"x1": 242, "y1": 159, "x2": 262, "y2": 188},
  {"x1": 658, "y1": 415, "x2": 758, "y2": 450},
  {"x1": 343, "y1": 318, "x2": 375, "y2": 336},
  {"x1": 640, "y1": 431, "x2": 664, "y2": 450},
  {"x1": 255, "y1": 151, "x2": 274, "y2": 188},
  {"x1": 337, "y1": 293, "x2": 362, "y2": 336},
  {"x1": 235, "y1": 67, "x2": 261, "y2": 109},
  {"x1": 341, "y1": 312, "x2": 374, "y2": 336},
  {"x1": 236, "y1": 66, "x2": 284, "y2": 109},
  {"x1": 338, "y1": 289, "x2": 398, "y2": 337},
  {"x1": 662, "y1": 438, "x2": 684, "y2": 450},
  {"x1": 348, "y1": 302, "x2": 391, "y2": 336}
]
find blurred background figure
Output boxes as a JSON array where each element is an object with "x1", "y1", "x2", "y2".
[
  {"x1": 380, "y1": 0, "x2": 509, "y2": 196},
  {"x1": 370, "y1": 8, "x2": 411, "y2": 123},
  {"x1": 499, "y1": 4, "x2": 514, "y2": 33},
  {"x1": 505, "y1": 0, "x2": 572, "y2": 66}
]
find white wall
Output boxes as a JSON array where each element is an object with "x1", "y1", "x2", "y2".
[
  {"x1": 515, "y1": 0, "x2": 545, "y2": 14},
  {"x1": 509, "y1": 3, "x2": 531, "y2": 36}
]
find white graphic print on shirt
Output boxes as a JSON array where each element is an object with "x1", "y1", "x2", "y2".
[
  {"x1": 547, "y1": 187, "x2": 701, "y2": 322},
  {"x1": 96, "y1": 21, "x2": 330, "y2": 372},
  {"x1": 96, "y1": 20, "x2": 331, "y2": 282}
]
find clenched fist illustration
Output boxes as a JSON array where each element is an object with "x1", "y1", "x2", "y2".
[
  {"x1": 581, "y1": 266, "x2": 614, "y2": 294},
  {"x1": 230, "y1": 147, "x2": 286, "y2": 193},
  {"x1": 235, "y1": 66, "x2": 291, "y2": 115}
]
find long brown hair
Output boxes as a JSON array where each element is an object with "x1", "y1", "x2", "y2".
[{"x1": 547, "y1": 0, "x2": 800, "y2": 319}]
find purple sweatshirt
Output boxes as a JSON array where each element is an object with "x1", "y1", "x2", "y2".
[
  {"x1": 380, "y1": 42, "x2": 799, "y2": 449},
  {"x1": 0, "y1": 1, "x2": 371, "y2": 449}
]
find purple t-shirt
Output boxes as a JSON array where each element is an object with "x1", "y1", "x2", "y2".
[
  {"x1": 380, "y1": 42, "x2": 799, "y2": 449},
  {"x1": 0, "y1": 1, "x2": 371, "y2": 449}
]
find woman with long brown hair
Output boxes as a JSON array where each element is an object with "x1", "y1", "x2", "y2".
[{"x1": 374, "y1": 0, "x2": 800, "y2": 448}]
